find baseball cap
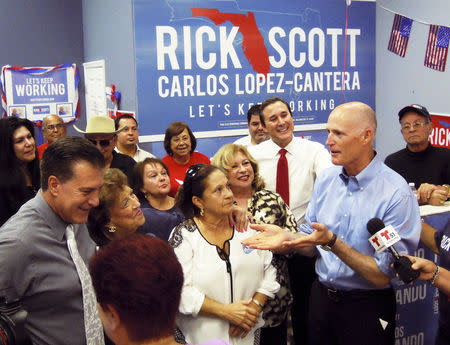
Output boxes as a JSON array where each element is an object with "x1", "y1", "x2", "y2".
[{"x1": 398, "y1": 104, "x2": 431, "y2": 122}]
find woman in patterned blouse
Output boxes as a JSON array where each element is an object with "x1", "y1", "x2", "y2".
[{"x1": 212, "y1": 144, "x2": 298, "y2": 345}]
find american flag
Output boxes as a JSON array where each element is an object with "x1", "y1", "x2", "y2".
[
  {"x1": 424, "y1": 25, "x2": 450, "y2": 72},
  {"x1": 388, "y1": 14, "x2": 413, "y2": 57}
]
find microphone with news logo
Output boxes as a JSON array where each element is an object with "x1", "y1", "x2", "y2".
[{"x1": 366, "y1": 218, "x2": 419, "y2": 284}]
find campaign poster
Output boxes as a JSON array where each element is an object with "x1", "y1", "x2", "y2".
[
  {"x1": 1, "y1": 63, "x2": 79, "y2": 125},
  {"x1": 133, "y1": 0, "x2": 375, "y2": 142},
  {"x1": 429, "y1": 113, "x2": 450, "y2": 149}
]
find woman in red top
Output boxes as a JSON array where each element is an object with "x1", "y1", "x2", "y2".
[{"x1": 162, "y1": 121, "x2": 210, "y2": 196}]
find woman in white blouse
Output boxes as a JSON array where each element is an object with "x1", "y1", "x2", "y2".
[{"x1": 169, "y1": 164, "x2": 279, "y2": 345}]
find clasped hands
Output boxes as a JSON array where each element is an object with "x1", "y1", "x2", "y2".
[
  {"x1": 226, "y1": 299, "x2": 261, "y2": 338},
  {"x1": 417, "y1": 183, "x2": 449, "y2": 206}
]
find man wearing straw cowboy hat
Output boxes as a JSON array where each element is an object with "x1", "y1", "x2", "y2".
[{"x1": 75, "y1": 115, "x2": 136, "y2": 182}]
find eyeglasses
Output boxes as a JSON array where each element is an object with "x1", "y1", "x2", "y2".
[
  {"x1": 401, "y1": 121, "x2": 429, "y2": 131},
  {"x1": 88, "y1": 138, "x2": 113, "y2": 147},
  {"x1": 186, "y1": 163, "x2": 205, "y2": 179},
  {"x1": 46, "y1": 123, "x2": 65, "y2": 131}
]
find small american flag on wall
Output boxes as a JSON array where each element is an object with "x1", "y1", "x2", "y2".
[
  {"x1": 388, "y1": 14, "x2": 413, "y2": 57},
  {"x1": 424, "y1": 25, "x2": 450, "y2": 72}
]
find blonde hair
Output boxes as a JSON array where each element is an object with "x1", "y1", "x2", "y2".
[{"x1": 212, "y1": 144, "x2": 265, "y2": 191}]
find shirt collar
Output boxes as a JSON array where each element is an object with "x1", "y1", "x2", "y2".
[
  {"x1": 339, "y1": 151, "x2": 381, "y2": 189},
  {"x1": 268, "y1": 137, "x2": 295, "y2": 155},
  {"x1": 34, "y1": 190, "x2": 74, "y2": 241}
]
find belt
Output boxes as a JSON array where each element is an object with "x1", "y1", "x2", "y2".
[{"x1": 318, "y1": 281, "x2": 393, "y2": 303}]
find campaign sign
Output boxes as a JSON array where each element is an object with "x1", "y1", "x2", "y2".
[
  {"x1": 133, "y1": 0, "x2": 375, "y2": 141},
  {"x1": 11, "y1": 69, "x2": 67, "y2": 104},
  {"x1": 429, "y1": 113, "x2": 450, "y2": 149},
  {"x1": 368, "y1": 225, "x2": 401, "y2": 253},
  {"x1": 1, "y1": 63, "x2": 80, "y2": 125}
]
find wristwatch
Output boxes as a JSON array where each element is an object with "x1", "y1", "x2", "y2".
[{"x1": 321, "y1": 233, "x2": 337, "y2": 251}]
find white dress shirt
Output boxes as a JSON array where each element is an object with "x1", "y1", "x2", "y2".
[
  {"x1": 115, "y1": 145, "x2": 155, "y2": 162},
  {"x1": 233, "y1": 134, "x2": 253, "y2": 147},
  {"x1": 248, "y1": 137, "x2": 331, "y2": 224}
]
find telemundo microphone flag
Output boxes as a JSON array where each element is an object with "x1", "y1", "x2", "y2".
[
  {"x1": 424, "y1": 25, "x2": 450, "y2": 72},
  {"x1": 388, "y1": 14, "x2": 413, "y2": 57}
]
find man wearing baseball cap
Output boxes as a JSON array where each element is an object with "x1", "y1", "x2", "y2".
[
  {"x1": 385, "y1": 104, "x2": 450, "y2": 205},
  {"x1": 75, "y1": 115, "x2": 136, "y2": 182}
]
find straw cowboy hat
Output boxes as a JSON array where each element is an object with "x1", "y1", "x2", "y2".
[{"x1": 74, "y1": 115, "x2": 124, "y2": 134}]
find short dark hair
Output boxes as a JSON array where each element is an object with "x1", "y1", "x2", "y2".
[
  {"x1": 175, "y1": 164, "x2": 220, "y2": 218},
  {"x1": 132, "y1": 157, "x2": 170, "y2": 202},
  {"x1": 259, "y1": 96, "x2": 292, "y2": 126},
  {"x1": 40, "y1": 136, "x2": 105, "y2": 190},
  {"x1": 163, "y1": 121, "x2": 197, "y2": 156},
  {"x1": 115, "y1": 114, "x2": 138, "y2": 130},
  {"x1": 247, "y1": 104, "x2": 261, "y2": 123},
  {"x1": 89, "y1": 234, "x2": 184, "y2": 342}
]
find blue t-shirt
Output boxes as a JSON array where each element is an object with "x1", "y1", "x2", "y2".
[{"x1": 138, "y1": 200, "x2": 185, "y2": 240}]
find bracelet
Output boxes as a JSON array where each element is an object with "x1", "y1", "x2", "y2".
[
  {"x1": 429, "y1": 265, "x2": 440, "y2": 286},
  {"x1": 251, "y1": 298, "x2": 263, "y2": 309}
]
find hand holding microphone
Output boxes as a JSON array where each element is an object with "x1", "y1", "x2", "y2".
[{"x1": 366, "y1": 218, "x2": 419, "y2": 284}]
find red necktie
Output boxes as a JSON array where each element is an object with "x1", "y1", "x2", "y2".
[{"x1": 276, "y1": 148, "x2": 289, "y2": 205}]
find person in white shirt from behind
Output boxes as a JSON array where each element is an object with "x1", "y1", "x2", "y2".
[
  {"x1": 234, "y1": 104, "x2": 270, "y2": 148},
  {"x1": 115, "y1": 114, "x2": 155, "y2": 162}
]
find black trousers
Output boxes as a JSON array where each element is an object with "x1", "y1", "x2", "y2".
[
  {"x1": 260, "y1": 319, "x2": 287, "y2": 345},
  {"x1": 308, "y1": 280, "x2": 396, "y2": 345},
  {"x1": 288, "y1": 254, "x2": 317, "y2": 345}
]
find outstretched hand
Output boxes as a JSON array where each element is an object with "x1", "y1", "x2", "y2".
[
  {"x1": 241, "y1": 223, "x2": 293, "y2": 250},
  {"x1": 282, "y1": 222, "x2": 333, "y2": 249}
]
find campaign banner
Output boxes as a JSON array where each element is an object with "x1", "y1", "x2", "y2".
[
  {"x1": 133, "y1": 0, "x2": 375, "y2": 141},
  {"x1": 429, "y1": 113, "x2": 450, "y2": 149},
  {"x1": 1, "y1": 63, "x2": 80, "y2": 126},
  {"x1": 394, "y1": 212, "x2": 448, "y2": 345}
]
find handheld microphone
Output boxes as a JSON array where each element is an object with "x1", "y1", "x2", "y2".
[{"x1": 366, "y1": 218, "x2": 419, "y2": 284}]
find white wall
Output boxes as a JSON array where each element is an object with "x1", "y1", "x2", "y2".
[{"x1": 376, "y1": 0, "x2": 450, "y2": 159}]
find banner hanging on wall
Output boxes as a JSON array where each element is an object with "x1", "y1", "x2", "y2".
[
  {"x1": 133, "y1": 0, "x2": 375, "y2": 141},
  {"x1": 1, "y1": 63, "x2": 79, "y2": 126},
  {"x1": 429, "y1": 113, "x2": 450, "y2": 149}
]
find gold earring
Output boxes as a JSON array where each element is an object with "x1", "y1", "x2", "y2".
[
  {"x1": 200, "y1": 208, "x2": 204, "y2": 217},
  {"x1": 108, "y1": 226, "x2": 116, "y2": 233}
]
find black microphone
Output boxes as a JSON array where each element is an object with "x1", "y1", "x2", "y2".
[{"x1": 367, "y1": 218, "x2": 419, "y2": 284}]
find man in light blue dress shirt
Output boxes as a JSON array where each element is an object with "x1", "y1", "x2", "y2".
[{"x1": 243, "y1": 102, "x2": 421, "y2": 345}]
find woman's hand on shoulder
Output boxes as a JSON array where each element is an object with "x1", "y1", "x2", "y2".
[{"x1": 229, "y1": 204, "x2": 253, "y2": 232}]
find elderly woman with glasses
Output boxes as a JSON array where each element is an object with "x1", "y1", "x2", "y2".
[
  {"x1": 212, "y1": 144, "x2": 297, "y2": 345},
  {"x1": 162, "y1": 122, "x2": 210, "y2": 197},
  {"x1": 169, "y1": 163, "x2": 279, "y2": 345}
]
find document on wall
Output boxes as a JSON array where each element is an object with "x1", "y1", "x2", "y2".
[{"x1": 83, "y1": 59, "x2": 107, "y2": 121}]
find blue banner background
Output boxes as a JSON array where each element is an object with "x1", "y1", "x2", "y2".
[{"x1": 133, "y1": 0, "x2": 375, "y2": 139}]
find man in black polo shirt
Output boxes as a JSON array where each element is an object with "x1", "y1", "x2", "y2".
[{"x1": 385, "y1": 104, "x2": 450, "y2": 205}]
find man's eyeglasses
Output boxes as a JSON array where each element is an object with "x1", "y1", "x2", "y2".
[
  {"x1": 401, "y1": 121, "x2": 429, "y2": 131},
  {"x1": 88, "y1": 138, "x2": 113, "y2": 147},
  {"x1": 46, "y1": 123, "x2": 65, "y2": 131}
]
